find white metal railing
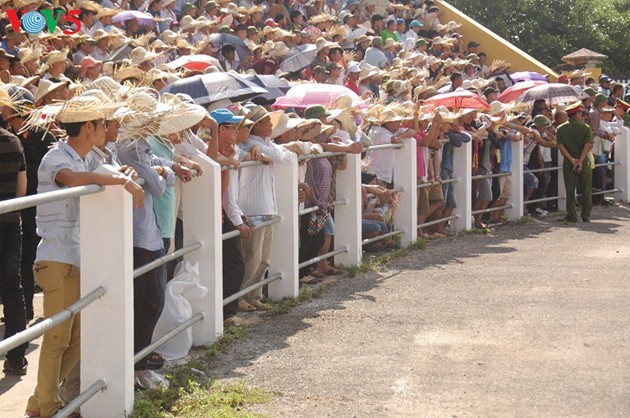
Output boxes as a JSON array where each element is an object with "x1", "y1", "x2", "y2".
[{"x1": 2, "y1": 128, "x2": 629, "y2": 417}]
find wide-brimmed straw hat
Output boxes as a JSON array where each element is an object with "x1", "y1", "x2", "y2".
[
  {"x1": 130, "y1": 46, "x2": 161, "y2": 66},
  {"x1": 270, "y1": 112, "x2": 304, "y2": 139},
  {"x1": 156, "y1": 93, "x2": 207, "y2": 135},
  {"x1": 34, "y1": 79, "x2": 69, "y2": 103}
]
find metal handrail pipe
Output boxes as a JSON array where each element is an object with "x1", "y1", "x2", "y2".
[
  {"x1": 221, "y1": 215, "x2": 282, "y2": 241},
  {"x1": 0, "y1": 184, "x2": 103, "y2": 216},
  {"x1": 472, "y1": 172, "x2": 512, "y2": 180},
  {"x1": 223, "y1": 273, "x2": 283, "y2": 306},
  {"x1": 417, "y1": 178, "x2": 459, "y2": 189},
  {"x1": 591, "y1": 188, "x2": 620, "y2": 197},
  {"x1": 390, "y1": 187, "x2": 405, "y2": 193},
  {"x1": 470, "y1": 204, "x2": 513, "y2": 216},
  {"x1": 134, "y1": 311, "x2": 205, "y2": 363},
  {"x1": 221, "y1": 160, "x2": 264, "y2": 171},
  {"x1": 53, "y1": 378, "x2": 107, "y2": 418},
  {"x1": 298, "y1": 151, "x2": 346, "y2": 161},
  {"x1": 366, "y1": 144, "x2": 404, "y2": 151},
  {"x1": 0, "y1": 285, "x2": 107, "y2": 356},
  {"x1": 133, "y1": 242, "x2": 202, "y2": 279},
  {"x1": 524, "y1": 166, "x2": 562, "y2": 174},
  {"x1": 417, "y1": 215, "x2": 459, "y2": 229},
  {"x1": 593, "y1": 162, "x2": 622, "y2": 168},
  {"x1": 299, "y1": 206, "x2": 319, "y2": 216},
  {"x1": 361, "y1": 229, "x2": 404, "y2": 246},
  {"x1": 297, "y1": 247, "x2": 348, "y2": 269},
  {"x1": 525, "y1": 195, "x2": 566, "y2": 205}
]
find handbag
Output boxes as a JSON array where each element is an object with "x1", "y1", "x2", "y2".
[{"x1": 307, "y1": 210, "x2": 328, "y2": 235}]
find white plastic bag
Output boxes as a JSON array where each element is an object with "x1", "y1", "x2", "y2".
[{"x1": 151, "y1": 260, "x2": 208, "y2": 360}]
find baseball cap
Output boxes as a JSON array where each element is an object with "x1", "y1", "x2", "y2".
[
  {"x1": 467, "y1": 41, "x2": 481, "y2": 48},
  {"x1": 210, "y1": 108, "x2": 244, "y2": 125},
  {"x1": 409, "y1": 20, "x2": 423, "y2": 28}
]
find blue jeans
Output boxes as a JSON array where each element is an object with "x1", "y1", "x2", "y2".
[{"x1": 0, "y1": 222, "x2": 27, "y2": 365}]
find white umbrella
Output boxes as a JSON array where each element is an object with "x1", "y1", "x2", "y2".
[{"x1": 280, "y1": 44, "x2": 317, "y2": 73}]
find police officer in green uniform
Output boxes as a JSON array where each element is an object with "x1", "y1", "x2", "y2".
[
  {"x1": 615, "y1": 99, "x2": 630, "y2": 127},
  {"x1": 556, "y1": 101, "x2": 594, "y2": 222}
]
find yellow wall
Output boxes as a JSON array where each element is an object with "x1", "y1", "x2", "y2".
[{"x1": 436, "y1": 0, "x2": 559, "y2": 81}]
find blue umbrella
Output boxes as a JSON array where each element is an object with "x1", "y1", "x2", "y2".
[{"x1": 160, "y1": 71, "x2": 267, "y2": 106}]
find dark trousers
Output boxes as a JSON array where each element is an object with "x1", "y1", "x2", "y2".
[
  {"x1": 20, "y1": 207, "x2": 38, "y2": 318},
  {"x1": 222, "y1": 214, "x2": 244, "y2": 318},
  {"x1": 133, "y1": 247, "x2": 162, "y2": 370},
  {"x1": 0, "y1": 222, "x2": 27, "y2": 364},
  {"x1": 298, "y1": 214, "x2": 325, "y2": 278}
]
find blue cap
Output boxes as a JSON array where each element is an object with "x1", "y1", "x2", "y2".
[
  {"x1": 210, "y1": 108, "x2": 244, "y2": 125},
  {"x1": 396, "y1": 18, "x2": 405, "y2": 25},
  {"x1": 410, "y1": 20, "x2": 423, "y2": 28}
]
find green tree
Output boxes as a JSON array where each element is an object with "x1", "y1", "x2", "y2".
[{"x1": 448, "y1": 0, "x2": 630, "y2": 78}]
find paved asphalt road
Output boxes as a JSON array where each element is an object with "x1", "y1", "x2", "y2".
[{"x1": 2, "y1": 205, "x2": 630, "y2": 417}]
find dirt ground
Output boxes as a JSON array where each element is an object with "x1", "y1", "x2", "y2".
[{"x1": 209, "y1": 205, "x2": 630, "y2": 417}]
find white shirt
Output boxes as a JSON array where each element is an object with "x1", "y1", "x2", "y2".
[
  {"x1": 403, "y1": 29, "x2": 418, "y2": 51},
  {"x1": 224, "y1": 147, "x2": 245, "y2": 226},
  {"x1": 237, "y1": 134, "x2": 295, "y2": 216},
  {"x1": 365, "y1": 126, "x2": 396, "y2": 183},
  {"x1": 173, "y1": 130, "x2": 208, "y2": 158}
]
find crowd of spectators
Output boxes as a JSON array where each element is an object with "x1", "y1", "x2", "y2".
[{"x1": 0, "y1": 0, "x2": 629, "y2": 416}]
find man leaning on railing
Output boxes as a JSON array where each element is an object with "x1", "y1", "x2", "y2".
[{"x1": 24, "y1": 94, "x2": 144, "y2": 418}]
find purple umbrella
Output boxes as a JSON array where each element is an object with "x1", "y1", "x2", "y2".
[
  {"x1": 510, "y1": 71, "x2": 549, "y2": 83},
  {"x1": 113, "y1": 10, "x2": 155, "y2": 26}
]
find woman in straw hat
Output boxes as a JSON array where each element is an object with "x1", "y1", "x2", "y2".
[{"x1": 24, "y1": 92, "x2": 143, "y2": 418}]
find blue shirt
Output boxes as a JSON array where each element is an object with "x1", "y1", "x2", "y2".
[
  {"x1": 0, "y1": 41, "x2": 18, "y2": 56},
  {"x1": 441, "y1": 130, "x2": 470, "y2": 173},
  {"x1": 148, "y1": 136, "x2": 177, "y2": 239},
  {"x1": 117, "y1": 139, "x2": 173, "y2": 251},
  {"x1": 35, "y1": 141, "x2": 100, "y2": 267},
  {"x1": 499, "y1": 132, "x2": 514, "y2": 173}
]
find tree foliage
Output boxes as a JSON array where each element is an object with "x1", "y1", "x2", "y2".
[{"x1": 448, "y1": 0, "x2": 630, "y2": 78}]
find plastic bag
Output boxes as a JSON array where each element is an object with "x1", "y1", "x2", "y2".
[{"x1": 151, "y1": 260, "x2": 208, "y2": 360}]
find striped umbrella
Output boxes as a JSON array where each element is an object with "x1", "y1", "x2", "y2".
[{"x1": 516, "y1": 83, "x2": 581, "y2": 105}]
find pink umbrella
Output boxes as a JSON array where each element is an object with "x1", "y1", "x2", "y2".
[
  {"x1": 497, "y1": 80, "x2": 547, "y2": 103},
  {"x1": 163, "y1": 55, "x2": 221, "y2": 71},
  {"x1": 425, "y1": 90, "x2": 489, "y2": 111},
  {"x1": 273, "y1": 83, "x2": 362, "y2": 110}
]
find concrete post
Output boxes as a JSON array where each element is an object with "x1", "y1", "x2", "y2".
[
  {"x1": 393, "y1": 138, "x2": 417, "y2": 246},
  {"x1": 452, "y1": 140, "x2": 472, "y2": 231},
  {"x1": 506, "y1": 139, "x2": 524, "y2": 220},
  {"x1": 182, "y1": 154, "x2": 223, "y2": 345},
  {"x1": 334, "y1": 152, "x2": 362, "y2": 266},
  {"x1": 80, "y1": 185, "x2": 134, "y2": 418},
  {"x1": 268, "y1": 154, "x2": 299, "y2": 300},
  {"x1": 614, "y1": 127, "x2": 630, "y2": 202}
]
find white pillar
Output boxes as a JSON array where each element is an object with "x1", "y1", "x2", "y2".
[
  {"x1": 80, "y1": 185, "x2": 134, "y2": 418},
  {"x1": 451, "y1": 140, "x2": 472, "y2": 231},
  {"x1": 268, "y1": 154, "x2": 299, "y2": 300},
  {"x1": 393, "y1": 138, "x2": 417, "y2": 246},
  {"x1": 182, "y1": 155, "x2": 223, "y2": 345},
  {"x1": 557, "y1": 153, "x2": 567, "y2": 212},
  {"x1": 614, "y1": 127, "x2": 630, "y2": 202},
  {"x1": 334, "y1": 152, "x2": 362, "y2": 266},
  {"x1": 506, "y1": 139, "x2": 524, "y2": 220}
]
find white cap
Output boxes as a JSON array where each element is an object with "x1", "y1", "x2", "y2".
[{"x1": 347, "y1": 64, "x2": 360, "y2": 74}]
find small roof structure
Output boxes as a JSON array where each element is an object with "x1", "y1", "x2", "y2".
[{"x1": 561, "y1": 48, "x2": 608, "y2": 65}]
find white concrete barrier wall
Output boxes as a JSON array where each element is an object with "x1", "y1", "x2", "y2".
[{"x1": 75, "y1": 137, "x2": 629, "y2": 416}]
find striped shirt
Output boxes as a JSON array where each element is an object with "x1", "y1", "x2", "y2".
[
  {"x1": 0, "y1": 129, "x2": 26, "y2": 223},
  {"x1": 237, "y1": 134, "x2": 295, "y2": 216}
]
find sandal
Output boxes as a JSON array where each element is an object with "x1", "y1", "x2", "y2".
[
  {"x1": 237, "y1": 298, "x2": 256, "y2": 312},
  {"x1": 323, "y1": 267, "x2": 343, "y2": 276},
  {"x1": 146, "y1": 353, "x2": 164, "y2": 370},
  {"x1": 308, "y1": 270, "x2": 325, "y2": 278}
]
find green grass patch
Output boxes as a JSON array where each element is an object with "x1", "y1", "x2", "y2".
[
  {"x1": 516, "y1": 216, "x2": 534, "y2": 224},
  {"x1": 268, "y1": 282, "x2": 330, "y2": 315},
  {"x1": 411, "y1": 237, "x2": 428, "y2": 250},
  {"x1": 207, "y1": 325, "x2": 246, "y2": 357}
]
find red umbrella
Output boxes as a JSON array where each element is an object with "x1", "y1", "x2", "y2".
[
  {"x1": 497, "y1": 80, "x2": 547, "y2": 103},
  {"x1": 425, "y1": 90, "x2": 489, "y2": 110}
]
